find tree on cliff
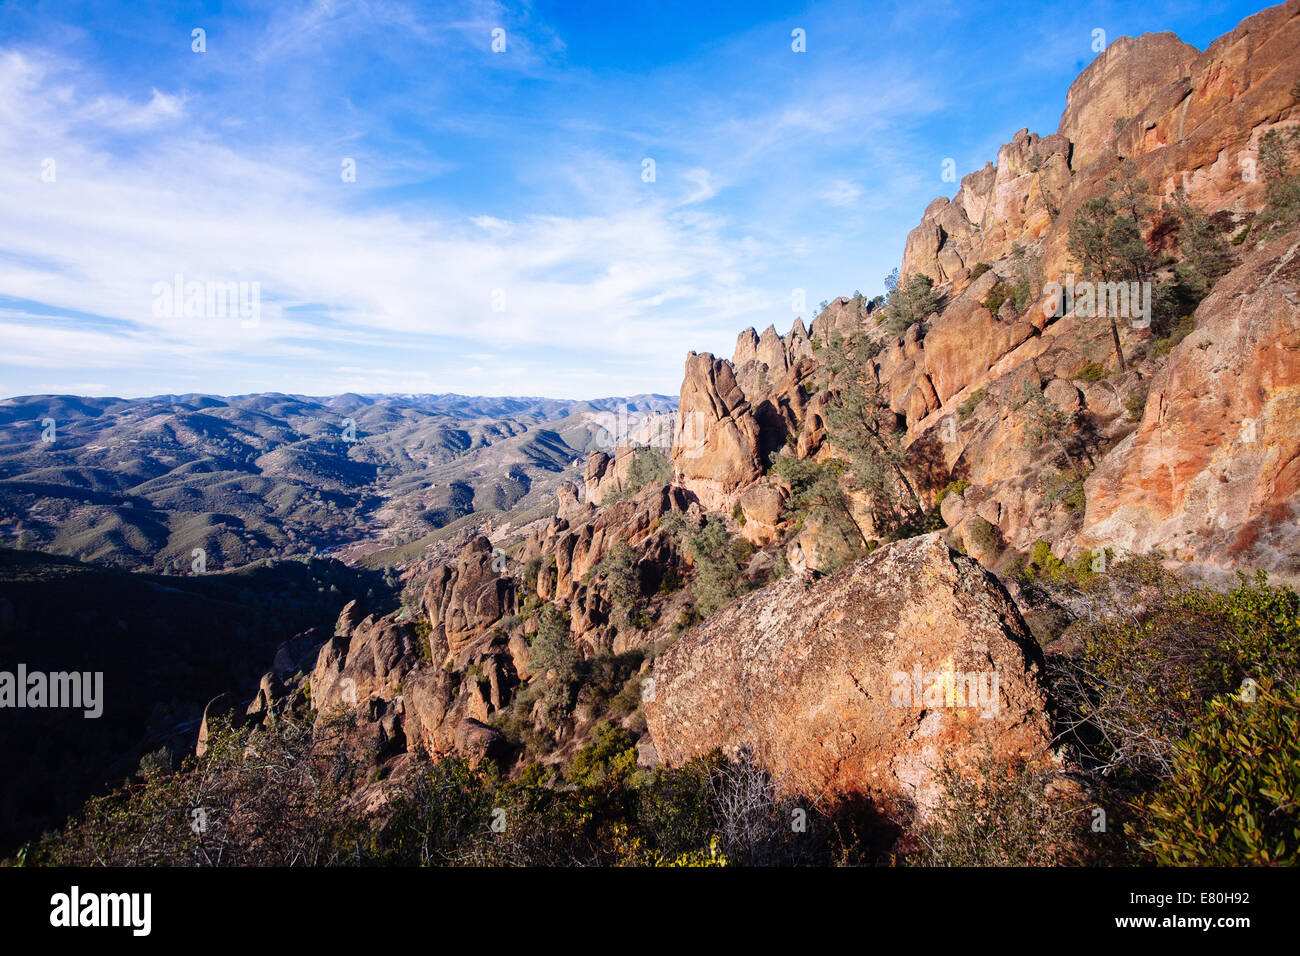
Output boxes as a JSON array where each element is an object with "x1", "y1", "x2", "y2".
[
  {"x1": 596, "y1": 540, "x2": 642, "y2": 626},
  {"x1": 769, "y1": 455, "x2": 870, "y2": 564},
  {"x1": 1066, "y1": 162, "x2": 1156, "y2": 371},
  {"x1": 1138, "y1": 189, "x2": 1235, "y2": 353},
  {"x1": 880, "y1": 268, "x2": 939, "y2": 335},
  {"x1": 1257, "y1": 124, "x2": 1300, "y2": 231},
  {"x1": 679, "y1": 515, "x2": 753, "y2": 617},
  {"x1": 818, "y1": 331, "x2": 924, "y2": 535}
]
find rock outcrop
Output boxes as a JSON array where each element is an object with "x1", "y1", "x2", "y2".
[
  {"x1": 293, "y1": 2, "x2": 1299, "y2": 811},
  {"x1": 1058, "y1": 32, "x2": 1200, "y2": 172},
  {"x1": 1080, "y1": 235, "x2": 1300, "y2": 569},
  {"x1": 644, "y1": 534, "x2": 1051, "y2": 815},
  {"x1": 671, "y1": 319, "x2": 822, "y2": 511},
  {"x1": 520, "y1": 481, "x2": 693, "y2": 651},
  {"x1": 663, "y1": 1, "x2": 1300, "y2": 574},
  {"x1": 421, "y1": 536, "x2": 516, "y2": 668},
  {"x1": 901, "y1": 129, "x2": 1071, "y2": 285}
]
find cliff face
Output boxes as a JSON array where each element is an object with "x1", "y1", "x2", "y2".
[
  {"x1": 258, "y1": 4, "x2": 1299, "y2": 811},
  {"x1": 667, "y1": 0, "x2": 1300, "y2": 573},
  {"x1": 1080, "y1": 234, "x2": 1300, "y2": 565},
  {"x1": 904, "y1": 3, "x2": 1300, "y2": 285}
]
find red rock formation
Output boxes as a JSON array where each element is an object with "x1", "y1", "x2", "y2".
[
  {"x1": 1058, "y1": 33, "x2": 1199, "y2": 172},
  {"x1": 1080, "y1": 234, "x2": 1300, "y2": 568},
  {"x1": 663, "y1": 1, "x2": 1300, "y2": 573},
  {"x1": 421, "y1": 536, "x2": 516, "y2": 667},
  {"x1": 644, "y1": 534, "x2": 1051, "y2": 814}
]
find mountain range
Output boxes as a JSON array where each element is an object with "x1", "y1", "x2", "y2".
[{"x1": 5, "y1": 0, "x2": 1300, "y2": 868}]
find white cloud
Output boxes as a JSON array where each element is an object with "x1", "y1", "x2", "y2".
[
  {"x1": 0, "y1": 0, "x2": 958, "y2": 399},
  {"x1": 680, "y1": 168, "x2": 719, "y2": 205},
  {"x1": 822, "y1": 178, "x2": 861, "y2": 207},
  {"x1": 0, "y1": 47, "x2": 767, "y2": 396}
]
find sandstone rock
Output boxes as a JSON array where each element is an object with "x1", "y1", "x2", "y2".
[
  {"x1": 737, "y1": 479, "x2": 786, "y2": 545},
  {"x1": 1057, "y1": 32, "x2": 1199, "y2": 172},
  {"x1": 585, "y1": 449, "x2": 648, "y2": 506},
  {"x1": 402, "y1": 667, "x2": 457, "y2": 756},
  {"x1": 1080, "y1": 234, "x2": 1300, "y2": 569},
  {"x1": 1044, "y1": 378, "x2": 1082, "y2": 414},
  {"x1": 644, "y1": 534, "x2": 1050, "y2": 815},
  {"x1": 508, "y1": 632, "x2": 533, "y2": 681},
  {"x1": 421, "y1": 536, "x2": 515, "y2": 666},
  {"x1": 246, "y1": 671, "x2": 284, "y2": 719},
  {"x1": 557, "y1": 479, "x2": 588, "y2": 518},
  {"x1": 901, "y1": 130, "x2": 1070, "y2": 283},
  {"x1": 453, "y1": 718, "x2": 510, "y2": 769},
  {"x1": 336, "y1": 599, "x2": 365, "y2": 637},
  {"x1": 311, "y1": 613, "x2": 419, "y2": 715},
  {"x1": 672, "y1": 352, "x2": 764, "y2": 509},
  {"x1": 939, "y1": 488, "x2": 967, "y2": 527}
]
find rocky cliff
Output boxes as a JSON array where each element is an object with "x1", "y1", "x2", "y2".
[
  {"x1": 224, "y1": 3, "x2": 1299, "y2": 819},
  {"x1": 666, "y1": 0, "x2": 1300, "y2": 574}
]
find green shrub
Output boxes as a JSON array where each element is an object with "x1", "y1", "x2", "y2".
[
  {"x1": 1073, "y1": 362, "x2": 1108, "y2": 382},
  {"x1": 681, "y1": 515, "x2": 754, "y2": 618},
  {"x1": 1041, "y1": 470, "x2": 1088, "y2": 515},
  {"x1": 521, "y1": 557, "x2": 542, "y2": 595},
  {"x1": 596, "y1": 540, "x2": 641, "y2": 626},
  {"x1": 933, "y1": 478, "x2": 970, "y2": 506},
  {"x1": 981, "y1": 280, "x2": 1012, "y2": 315},
  {"x1": 881, "y1": 269, "x2": 940, "y2": 334},
  {"x1": 769, "y1": 455, "x2": 867, "y2": 570},
  {"x1": 1136, "y1": 679, "x2": 1300, "y2": 865},
  {"x1": 969, "y1": 262, "x2": 991, "y2": 280},
  {"x1": 604, "y1": 447, "x2": 673, "y2": 503},
  {"x1": 1255, "y1": 126, "x2": 1300, "y2": 231},
  {"x1": 564, "y1": 721, "x2": 640, "y2": 788},
  {"x1": 957, "y1": 387, "x2": 987, "y2": 420},
  {"x1": 1123, "y1": 382, "x2": 1149, "y2": 422},
  {"x1": 965, "y1": 516, "x2": 1000, "y2": 556},
  {"x1": 1152, "y1": 312, "x2": 1195, "y2": 357},
  {"x1": 528, "y1": 604, "x2": 580, "y2": 731},
  {"x1": 672, "y1": 605, "x2": 703, "y2": 635},
  {"x1": 29, "y1": 714, "x2": 360, "y2": 866},
  {"x1": 1052, "y1": 571, "x2": 1300, "y2": 787}
]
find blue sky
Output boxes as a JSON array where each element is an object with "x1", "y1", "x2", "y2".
[{"x1": 0, "y1": 0, "x2": 1270, "y2": 400}]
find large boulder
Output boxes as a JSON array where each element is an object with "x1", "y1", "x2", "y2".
[{"x1": 644, "y1": 534, "x2": 1051, "y2": 815}]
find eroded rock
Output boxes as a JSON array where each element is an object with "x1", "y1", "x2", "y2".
[{"x1": 644, "y1": 534, "x2": 1051, "y2": 815}]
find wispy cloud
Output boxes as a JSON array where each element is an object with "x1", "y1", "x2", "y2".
[{"x1": 0, "y1": 0, "x2": 1260, "y2": 399}]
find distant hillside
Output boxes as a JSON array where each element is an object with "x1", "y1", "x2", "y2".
[{"x1": 0, "y1": 392, "x2": 676, "y2": 572}]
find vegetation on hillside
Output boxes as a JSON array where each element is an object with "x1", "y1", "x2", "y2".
[{"x1": 880, "y1": 268, "x2": 940, "y2": 334}]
